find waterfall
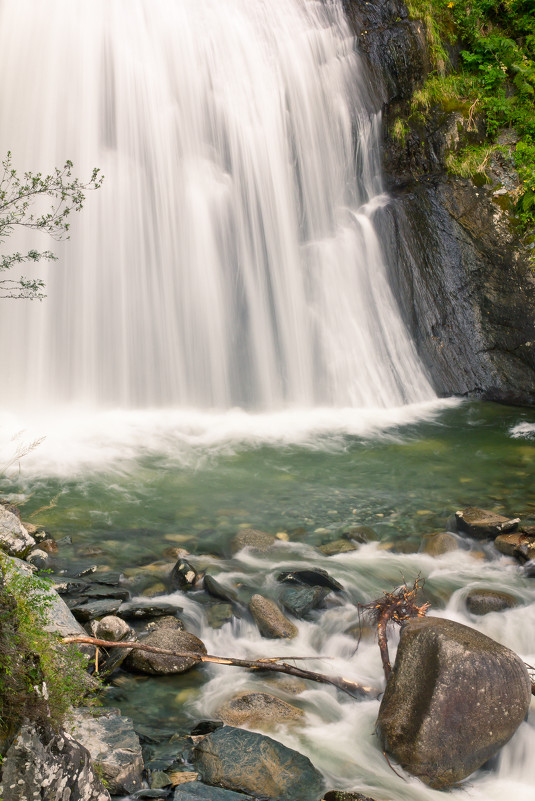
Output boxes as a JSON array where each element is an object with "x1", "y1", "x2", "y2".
[{"x1": 0, "y1": 0, "x2": 434, "y2": 411}]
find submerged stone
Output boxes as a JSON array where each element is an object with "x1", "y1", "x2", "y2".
[
  {"x1": 455, "y1": 507, "x2": 519, "y2": 539},
  {"x1": 249, "y1": 594, "x2": 298, "y2": 639},
  {"x1": 215, "y1": 691, "x2": 303, "y2": 728},
  {"x1": 279, "y1": 585, "x2": 329, "y2": 618},
  {"x1": 231, "y1": 528, "x2": 276, "y2": 553}
]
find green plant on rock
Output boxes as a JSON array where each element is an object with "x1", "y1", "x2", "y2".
[
  {"x1": 406, "y1": 0, "x2": 535, "y2": 229},
  {"x1": 0, "y1": 557, "x2": 96, "y2": 742},
  {"x1": 0, "y1": 152, "x2": 103, "y2": 300}
]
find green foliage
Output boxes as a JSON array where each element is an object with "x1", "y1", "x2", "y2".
[
  {"x1": 0, "y1": 152, "x2": 103, "y2": 299},
  {"x1": 406, "y1": 0, "x2": 535, "y2": 229},
  {"x1": 0, "y1": 558, "x2": 96, "y2": 740}
]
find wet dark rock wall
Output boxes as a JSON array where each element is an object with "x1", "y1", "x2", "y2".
[{"x1": 344, "y1": 0, "x2": 535, "y2": 406}]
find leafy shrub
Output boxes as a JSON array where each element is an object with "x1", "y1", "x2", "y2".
[{"x1": 0, "y1": 558, "x2": 95, "y2": 742}]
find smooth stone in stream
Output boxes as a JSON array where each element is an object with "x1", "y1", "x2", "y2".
[
  {"x1": 465, "y1": 588, "x2": 519, "y2": 615},
  {"x1": 231, "y1": 528, "x2": 276, "y2": 553},
  {"x1": 173, "y1": 782, "x2": 253, "y2": 801},
  {"x1": 318, "y1": 539, "x2": 358, "y2": 556},
  {"x1": 216, "y1": 691, "x2": 304, "y2": 728},
  {"x1": 192, "y1": 726, "x2": 324, "y2": 801},
  {"x1": 204, "y1": 574, "x2": 238, "y2": 603},
  {"x1": 422, "y1": 532, "x2": 459, "y2": 556},
  {"x1": 376, "y1": 617, "x2": 531, "y2": 788},
  {"x1": 71, "y1": 598, "x2": 123, "y2": 622},
  {"x1": 455, "y1": 507, "x2": 519, "y2": 539},
  {"x1": 494, "y1": 532, "x2": 533, "y2": 557},
  {"x1": 26, "y1": 547, "x2": 49, "y2": 569},
  {"x1": 341, "y1": 525, "x2": 378, "y2": 543},
  {"x1": 279, "y1": 585, "x2": 329, "y2": 618},
  {"x1": 249, "y1": 594, "x2": 298, "y2": 639},
  {"x1": 124, "y1": 628, "x2": 206, "y2": 675},
  {"x1": 277, "y1": 567, "x2": 344, "y2": 592}
]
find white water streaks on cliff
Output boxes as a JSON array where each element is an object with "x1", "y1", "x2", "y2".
[{"x1": 0, "y1": 0, "x2": 433, "y2": 410}]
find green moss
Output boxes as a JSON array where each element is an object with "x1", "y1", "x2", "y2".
[
  {"x1": 0, "y1": 558, "x2": 98, "y2": 744},
  {"x1": 406, "y1": 0, "x2": 535, "y2": 228}
]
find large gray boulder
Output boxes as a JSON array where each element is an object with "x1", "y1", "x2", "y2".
[
  {"x1": 0, "y1": 722, "x2": 110, "y2": 801},
  {"x1": 68, "y1": 707, "x2": 143, "y2": 795},
  {"x1": 192, "y1": 725, "x2": 324, "y2": 801},
  {"x1": 0, "y1": 506, "x2": 35, "y2": 557},
  {"x1": 376, "y1": 617, "x2": 531, "y2": 788}
]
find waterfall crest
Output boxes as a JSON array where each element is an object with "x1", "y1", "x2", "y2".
[{"x1": 0, "y1": 0, "x2": 434, "y2": 410}]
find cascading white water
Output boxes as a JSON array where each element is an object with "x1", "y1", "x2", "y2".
[{"x1": 0, "y1": 0, "x2": 434, "y2": 411}]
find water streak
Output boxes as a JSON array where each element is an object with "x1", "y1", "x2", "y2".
[{"x1": 0, "y1": 0, "x2": 433, "y2": 410}]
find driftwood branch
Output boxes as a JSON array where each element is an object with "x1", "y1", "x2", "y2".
[{"x1": 62, "y1": 636, "x2": 376, "y2": 699}]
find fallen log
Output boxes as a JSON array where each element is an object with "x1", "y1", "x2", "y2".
[{"x1": 61, "y1": 635, "x2": 376, "y2": 699}]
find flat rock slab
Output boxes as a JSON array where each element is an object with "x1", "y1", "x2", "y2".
[
  {"x1": 68, "y1": 707, "x2": 143, "y2": 795},
  {"x1": 118, "y1": 600, "x2": 183, "y2": 619},
  {"x1": 193, "y1": 726, "x2": 324, "y2": 801},
  {"x1": 376, "y1": 616, "x2": 531, "y2": 788},
  {"x1": 173, "y1": 781, "x2": 253, "y2": 801},
  {"x1": 0, "y1": 722, "x2": 110, "y2": 801},
  {"x1": 455, "y1": 507, "x2": 519, "y2": 539}
]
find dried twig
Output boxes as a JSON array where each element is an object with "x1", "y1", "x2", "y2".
[
  {"x1": 62, "y1": 635, "x2": 376, "y2": 699},
  {"x1": 359, "y1": 578, "x2": 430, "y2": 681}
]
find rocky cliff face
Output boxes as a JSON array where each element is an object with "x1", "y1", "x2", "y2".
[{"x1": 344, "y1": 0, "x2": 535, "y2": 406}]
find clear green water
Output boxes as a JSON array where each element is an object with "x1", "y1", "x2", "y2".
[{"x1": 2, "y1": 400, "x2": 535, "y2": 799}]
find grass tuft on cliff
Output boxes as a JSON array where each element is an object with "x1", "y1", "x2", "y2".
[{"x1": 406, "y1": 0, "x2": 535, "y2": 228}]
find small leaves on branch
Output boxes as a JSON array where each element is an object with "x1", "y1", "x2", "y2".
[{"x1": 0, "y1": 151, "x2": 103, "y2": 299}]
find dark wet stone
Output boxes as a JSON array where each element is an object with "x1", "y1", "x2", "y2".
[
  {"x1": 73, "y1": 565, "x2": 99, "y2": 578},
  {"x1": 279, "y1": 585, "x2": 329, "y2": 618},
  {"x1": 118, "y1": 601, "x2": 183, "y2": 620},
  {"x1": 53, "y1": 577, "x2": 90, "y2": 595},
  {"x1": 203, "y1": 574, "x2": 237, "y2": 603},
  {"x1": 170, "y1": 559, "x2": 198, "y2": 591},
  {"x1": 92, "y1": 571, "x2": 123, "y2": 585},
  {"x1": 124, "y1": 628, "x2": 206, "y2": 675},
  {"x1": 466, "y1": 589, "x2": 519, "y2": 615},
  {"x1": 277, "y1": 567, "x2": 344, "y2": 592},
  {"x1": 523, "y1": 559, "x2": 535, "y2": 577},
  {"x1": 192, "y1": 726, "x2": 324, "y2": 801},
  {"x1": 377, "y1": 617, "x2": 531, "y2": 788},
  {"x1": 173, "y1": 782, "x2": 252, "y2": 801},
  {"x1": 323, "y1": 793, "x2": 379, "y2": 801},
  {"x1": 71, "y1": 598, "x2": 123, "y2": 622},
  {"x1": 455, "y1": 507, "x2": 520, "y2": 540},
  {"x1": 249, "y1": 594, "x2": 298, "y2": 639}
]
